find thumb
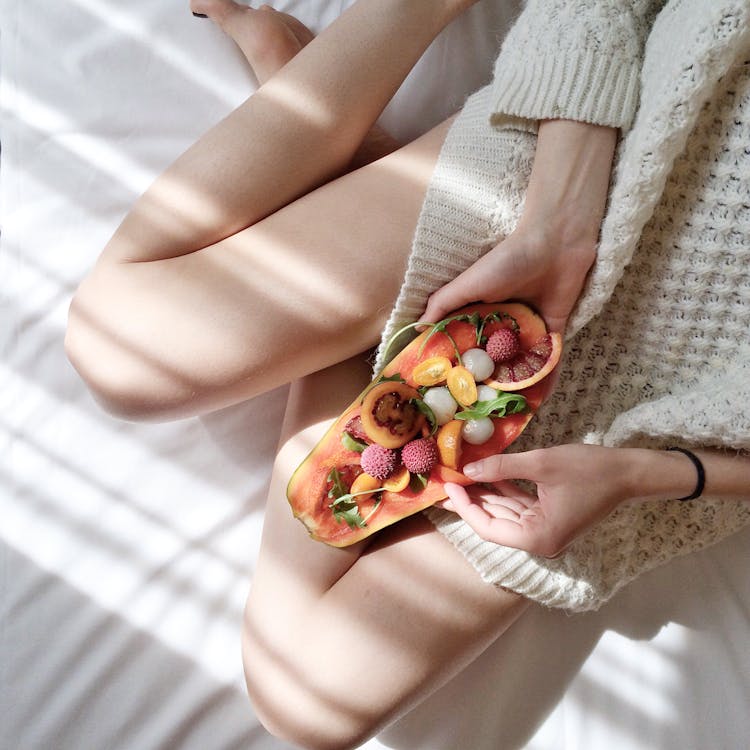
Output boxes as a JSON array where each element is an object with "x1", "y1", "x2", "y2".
[
  {"x1": 419, "y1": 276, "x2": 477, "y2": 326},
  {"x1": 463, "y1": 451, "x2": 539, "y2": 483}
]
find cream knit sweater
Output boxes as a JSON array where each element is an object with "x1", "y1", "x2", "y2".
[{"x1": 375, "y1": 0, "x2": 750, "y2": 612}]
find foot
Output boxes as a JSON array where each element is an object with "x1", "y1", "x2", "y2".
[{"x1": 190, "y1": 0, "x2": 314, "y2": 85}]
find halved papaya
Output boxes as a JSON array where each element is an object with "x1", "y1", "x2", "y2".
[{"x1": 287, "y1": 302, "x2": 560, "y2": 547}]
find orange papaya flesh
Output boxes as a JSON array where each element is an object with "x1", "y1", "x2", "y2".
[{"x1": 287, "y1": 302, "x2": 559, "y2": 547}]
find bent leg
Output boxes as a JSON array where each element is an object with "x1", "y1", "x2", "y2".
[
  {"x1": 66, "y1": 118, "x2": 452, "y2": 420},
  {"x1": 243, "y1": 355, "x2": 529, "y2": 750},
  {"x1": 101, "y1": 0, "x2": 473, "y2": 265}
]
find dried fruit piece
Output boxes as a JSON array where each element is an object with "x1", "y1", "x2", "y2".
[
  {"x1": 447, "y1": 366, "x2": 478, "y2": 407},
  {"x1": 360, "y1": 382, "x2": 425, "y2": 449},
  {"x1": 436, "y1": 420, "x2": 464, "y2": 470},
  {"x1": 412, "y1": 356, "x2": 453, "y2": 386}
]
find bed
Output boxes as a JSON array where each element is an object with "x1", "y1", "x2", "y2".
[{"x1": 3, "y1": 1, "x2": 749, "y2": 748}]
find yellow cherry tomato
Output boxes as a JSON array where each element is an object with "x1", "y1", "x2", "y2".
[
  {"x1": 446, "y1": 365, "x2": 478, "y2": 407},
  {"x1": 412, "y1": 356, "x2": 453, "y2": 386}
]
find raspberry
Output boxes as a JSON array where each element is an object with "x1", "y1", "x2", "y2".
[
  {"x1": 360, "y1": 444, "x2": 399, "y2": 480},
  {"x1": 401, "y1": 438, "x2": 439, "y2": 475},
  {"x1": 486, "y1": 328, "x2": 520, "y2": 363}
]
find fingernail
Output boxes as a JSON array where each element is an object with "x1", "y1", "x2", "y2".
[
  {"x1": 463, "y1": 461, "x2": 481, "y2": 478},
  {"x1": 442, "y1": 499, "x2": 455, "y2": 512}
]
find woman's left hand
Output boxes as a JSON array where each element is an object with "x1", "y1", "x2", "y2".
[{"x1": 440, "y1": 445, "x2": 652, "y2": 558}]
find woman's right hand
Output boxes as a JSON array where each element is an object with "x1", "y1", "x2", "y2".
[{"x1": 419, "y1": 119, "x2": 619, "y2": 333}]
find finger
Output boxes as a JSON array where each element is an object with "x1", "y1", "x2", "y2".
[
  {"x1": 491, "y1": 480, "x2": 538, "y2": 508},
  {"x1": 472, "y1": 489, "x2": 528, "y2": 516},
  {"x1": 435, "y1": 498, "x2": 455, "y2": 512},
  {"x1": 419, "y1": 282, "x2": 475, "y2": 326},
  {"x1": 477, "y1": 500, "x2": 523, "y2": 522},
  {"x1": 463, "y1": 451, "x2": 540, "y2": 483},
  {"x1": 445, "y1": 482, "x2": 533, "y2": 547}
]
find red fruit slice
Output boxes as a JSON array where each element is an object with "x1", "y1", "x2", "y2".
[{"x1": 484, "y1": 332, "x2": 562, "y2": 392}]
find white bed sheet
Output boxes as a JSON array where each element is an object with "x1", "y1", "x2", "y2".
[{"x1": 2, "y1": 1, "x2": 749, "y2": 749}]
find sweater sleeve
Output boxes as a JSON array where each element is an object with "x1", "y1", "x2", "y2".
[{"x1": 490, "y1": 0, "x2": 664, "y2": 132}]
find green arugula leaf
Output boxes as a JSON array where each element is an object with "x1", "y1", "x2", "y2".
[
  {"x1": 454, "y1": 393, "x2": 528, "y2": 420},
  {"x1": 327, "y1": 470, "x2": 385, "y2": 529},
  {"x1": 330, "y1": 494, "x2": 368, "y2": 529},
  {"x1": 341, "y1": 431, "x2": 368, "y2": 453},
  {"x1": 412, "y1": 398, "x2": 438, "y2": 435},
  {"x1": 379, "y1": 373, "x2": 406, "y2": 383},
  {"x1": 476, "y1": 311, "x2": 519, "y2": 346},
  {"x1": 417, "y1": 313, "x2": 472, "y2": 363},
  {"x1": 359, "y1": 373, "x2": 406, "y2": 404},
  {"x1": 327, "y1": 467, "x2": 348, "y2": 500},
  {"x1": 409, "y1": 472, "x2": 429, "y2": 492}
]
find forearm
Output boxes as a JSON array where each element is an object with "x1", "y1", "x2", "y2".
[
  {"x1": 103, "y1": 0, "x2": 472, "y2": 264},
  {"x1": 519, "y1": 119, "x2": 618, "y2": 246}
]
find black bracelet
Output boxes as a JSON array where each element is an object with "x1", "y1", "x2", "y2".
[{"x1": 666, "y1": 447, "x2": 706, "y2": 501}]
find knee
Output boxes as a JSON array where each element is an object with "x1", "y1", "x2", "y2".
[
  {"x1": 242, "y1": 617, "x2": 379, "y2": 750},
  {"x1": 65, "y1": 289, "x2": 186, "y2": 422}
]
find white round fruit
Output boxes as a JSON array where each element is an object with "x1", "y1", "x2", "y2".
[
  {"x1": 422, "y1": 386, "x2": 458, "y2": 425},
  {"x1": 476, "y1": 384, "x2": 499, "y2": 402},
  {"x1": 461, "y1": 348, "x2": 495, "y2": 381},
  {"x1": 461, "y1": 417, "x2": 495, "y2": 445}
]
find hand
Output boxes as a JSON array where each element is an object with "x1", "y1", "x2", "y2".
[
  {"x1": 420, "y1": 120, "x2": 618, "y2": 334},
  {"x1": 419, "y1": 226, "x2": 596, "y2": 334},
  {"x1": 440, "y1": 445, "x2": 644, "y2": 558}
]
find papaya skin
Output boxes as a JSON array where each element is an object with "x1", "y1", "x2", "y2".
[{"x1": 287, "y1": 302, "x2": 558, "y2": 547}]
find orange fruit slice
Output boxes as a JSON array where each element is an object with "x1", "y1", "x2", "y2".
[
  {"x1": 350, "y1": 472, "x2": 381, "y2": 501},
  {"x1": 436, "y1": 419, "x2": 463, "y2": 470},
  {"x1": 382, "y1": 465, "x2": 410, "y2": 492}
]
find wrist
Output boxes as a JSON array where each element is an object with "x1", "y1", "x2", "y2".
[{"x1": 619, "y1": 448, "x2": 700, "y2": 503}]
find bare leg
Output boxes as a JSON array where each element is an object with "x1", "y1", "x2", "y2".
[
  {"x1": 104, "y1": 0, "x2": 473, "y2": 264},
  {"x1": 191, "y1": 0, "x2": 400, "y2": 167},
  {"x1": 243, "y1": 355, "x2": 530, "y2": 749},
  {"x1": 66, "y1": 0, "x2": 471, "y2": 420}
]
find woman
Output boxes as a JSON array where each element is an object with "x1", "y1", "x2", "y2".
[{"x1": 65, "y1": 0, "x2": 750, "y2": 747}]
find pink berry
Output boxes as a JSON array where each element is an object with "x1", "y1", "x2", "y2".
[
  {"x1": 401, "y1": 438, "x2": 439, "y2": 475},
  {"x1": 360, "y1": 444, "x2": 399, "y2": 480},
  {"x1": 486, "y1": 329, "x2": 520, "y2": 363}
]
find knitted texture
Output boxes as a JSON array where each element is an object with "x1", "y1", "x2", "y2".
[
  {"x1": 489, "y1": 0, "x2": 661, "y2": 132},
  {"x1": 374, "y1": 0, "x2": 750, "y2": 612}
]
